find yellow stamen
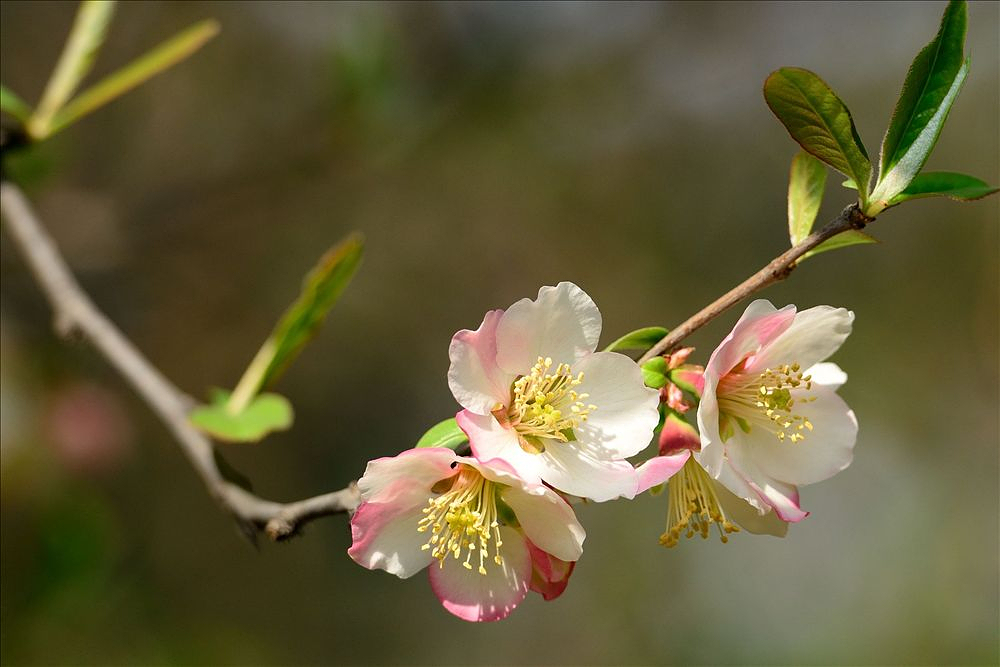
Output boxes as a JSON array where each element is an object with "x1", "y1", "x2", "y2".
[
  {"x1": 660, "y1": 458, "x2": 739, "y2": 547},
  {"x1": 417, "y1": 465, "x2": 504, "y2": 575},
  {"x1": 504, "y1": 356, "x2": 595, "y2": 449},
  {"x1": 717, "y1": 361, "x2": 817, "y2": 444}
]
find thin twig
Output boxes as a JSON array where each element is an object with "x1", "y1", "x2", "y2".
[
  {"x1": 638, "y1": 203, "x2": 873, "y2": 364},
  {"x1": 0, "y1": 181, "x2": 360, "y2": 543}
]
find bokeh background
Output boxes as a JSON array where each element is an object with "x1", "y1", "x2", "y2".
[{"x1": 1, "y1": 2, "x2": 997, "y2": 665}]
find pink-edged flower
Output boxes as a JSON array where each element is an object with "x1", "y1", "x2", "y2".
[
  {"x1": 636, "y1": 391, "x2": 788, "y2": 547},
  {"x1": 348, "y1": 447, "x2": 584, "y2": 622},
  {"x1": 696, "y1": 299, "x2": 858, "y2": 523},
  {"x1": 448, "y1": 282, "x2": 660, "y2": 502}
]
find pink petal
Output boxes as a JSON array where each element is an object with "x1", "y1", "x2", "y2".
[
  {"x1": 747, "y1": 306, "x2": 853, "y2": 374},
  {"x1": 526, "y1": 540, "x2": 576, "y2": 601},
  {"x1": 348, "y1": 493, "x2": 436, "y2": 578},
  {"x1": 428, "y1": 526, "x2": 532, "y2": 622},
  {"x1": 658, "y1": 414, "x2": 701, "y2": 456},
  {"x1": 457, "y1": 410, "x2": 546, "y2": 485},
  {"x1": 357, "y1": 447, "x2": 458, "y2": 504},
  {"x1": 704, "y1": 300, "x2": 796, "y2": 384},
  {"x1": 448, "y1": 309, "x2": 516, "y2": 414},
  {"x1": 635, "y1": 451, "x2": 690, "y2": 494}
]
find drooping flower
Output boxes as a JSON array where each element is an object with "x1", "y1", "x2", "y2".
[
  {"x1": 636, "y1": 394, "x2": 788, "y2": 547},
  {"x1": 448, "y1": 282, "x2": 660, "y2": 502},
  {"x1": 348, "y1": 447, "x2": 585, "y2": 622},
  {"x1": 696, "y1": 299, "x2": 858, "y2": 523}
]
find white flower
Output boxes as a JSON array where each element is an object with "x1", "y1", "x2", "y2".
[
  {"x1": 696, "y1": 299, "x2": 858, "y2": 521},
  {"x1": 448, "y1": 282, "x2": 660, "y2": 502},
  {"x1": 348, "y1": 448, "x2": 584, "y2": 622}
]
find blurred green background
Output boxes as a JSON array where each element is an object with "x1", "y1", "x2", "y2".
[{"x1": 1, "y1": 2, "x2": 997, "y2": 665}]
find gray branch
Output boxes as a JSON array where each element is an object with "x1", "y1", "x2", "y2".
[{"x1": 1, "y1": 181, "x2": 360, "y2": 543}]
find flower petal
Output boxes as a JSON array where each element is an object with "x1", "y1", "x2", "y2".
[
  {"x1": 457, "y1": 410, "x2": 547, "y2": 485},
  {"x1": 704, "y1": 300, "x2": 797, "y2": 383},
  {"x1": 806, "y1": 361, "x2": 848, "y2": 388},
  {"x1": 526, "y1": 540, "x2": 576, "y2": 601},
  {"x1": 356, "y1": 447, "x2": 457, "y2": 504},
  {"x1": 658, "y1": 414, "x2": 701, "y2": 456},
  {"x1": 723, "y1": 445, "x2": 809, "y2": 522},
  {"x1": 571, "y1": 351, "x2": 660, "y2": 459},
  {"x1": 495, "y1": 282, "x2": 602, "y2": 373},
  {"x1": 746, "y1": 385, "x2": 857, "y2": 486},
  {"x1": 538, "y1": 444, "x2": 638, "y2": 501},
  {"x1": 348, "y1": 498, "x2": 436, "y2": 579},
  {"x1": 714, "y1": 480, "x2": 789, "y2": 537},
  {"x1": 748, "y1": 305, "x2": 854, "y2": 373},
  {"x1": 500, "y1": 485, "x2": 584, "y2": 562},
  {"x1": 635, "y1": 451, "x2": 691, "y2": 494},
  {"x1": 448, "y1": 309, "x2": 516, "y2": 414},
  {"x1": 428, "y1": 526, "x2": 532, "y2": 622}
]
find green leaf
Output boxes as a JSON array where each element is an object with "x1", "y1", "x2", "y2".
[
  {"x1": 889, "y1": 171, "x2": 998, "y2": 205},
  {"x1": 603, "y1": 326, "x2": 669, "y2": 354},
  {"x1": 0, "y1": 85, "x2": 32, "y2": 123},
  {"x1": 190, "y1": 389, "x2": 293, "y2": 443},
  {"x1": 842, "y1": 178, "x2": 858, "y2": 191},
  {"x1": 45, "y1": 19, "x2": 220, "y2": 138},
  {"x1": 800, "y1": 229, "x2": 878, "y2": 261},
  {"x1": 641, "y1": 357, "x2": 668, "y2": 389},
  {"x1": 872, "y1": 1, "x2": 968, "y2": 209},
  {"x1": 415, "y1": 418, "x2": 468, "y2": 450},
  {"x1": 227, "y1": 233, "x2": 364, "y2": 413},
  {"x1": 28, "y1": 0, "x2": 117, "y2": 139},
  {"x1": 787, "y1": 151, "x2": 827, "y2": 245},
  {"x1": 763, "y1": 67, "x2": 871, "y2": 205}
]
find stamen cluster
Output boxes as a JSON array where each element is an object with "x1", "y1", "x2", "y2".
[
  {"x1": 661, "y1": 458, "x2": 739, "y2": 547},
  {"x1": 418, "y1": 466, "x2": 504, "y2": 575},
  {"x1": 718, "y1": 361, "x2": 816, "y2": 443},
  {"x1": 507, "y1": 357, "x2": 595, "y2": 444}
]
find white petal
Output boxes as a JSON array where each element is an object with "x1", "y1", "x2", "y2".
[
  {"x1": 457, "y1": 410, "x2": 547, "y2": 485},
  {"x1": 428, "y1": 526, "x2": 531, "y2": 622},
  {"x1": 749, "y1": 305, "x2": 854, "y2": 372},
  {"x1": 501, "y1": 485, "x2": 584, "y2": 562},
  {"x1": 357, "y1": 448, "x2": 457, "y2": 504},
  {"x1": 714, "y1": 480, "x2": 788, "y2": 537},
  {"x1": 806, "y1": 362, "x2": 847, "y2": 388},
  {"x1": 571, "y1": 351, "x2": 660, "y2": 459},
  {"x1": 723, "y1": 443, "x2": 808, "y2": 522},
  {"x1": 448, "y1": 309, "x2": 516, "y2": 414},
  {"x1": 747, "y1": 385, "x2": 857, "y2": 486},
  {"x1": 695, "y1": 374, "x2": 725, "y2": 476},
  {"x1": 348, "y1": 502, "x2": 435, "y2": 579},
  {"x1": 538, "y1": 444, "x2": 638, "y2": 502},
  {"x1": 495, "y1": 282, "x2": 602, "y2": 373},
  {"x1": 634, "y1": 452, "x2": 691, "y2": 494}
]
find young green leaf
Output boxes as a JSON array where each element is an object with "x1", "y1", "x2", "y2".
[
  {"x1": 872, "y1": 1, "x2": 968, "y2": 210},
  {"x1": 227, "y1": 233, "x2": 364, "y2": 413},
  {"x1": 1, "y1": 85, "x2": 32, "y2": 123},
  {"x1": 787, "y1": 151, "x2": 827, "y2": 245},
  {"x1": 763, "y1": 67, "x2": 871, "y2": 205},
  {"x1": 45, "y1": 19, "x2": 220, "y2": 138},
  {"x1": 28, "y1": 0, "x2": 117, "y2": 139},
  {"x1": 888, "y1": 171, "x2": 998, "y2": 205},
  {"x1": 415, "y1": 418, "x2": 469, "y2": 450},
  {"x1": 603, "y1": 326, "x2": 669, "y2": 355},
  {"x1": 190, "y1": 390, "x2": 294, "y2": 443},
  {"x1": 641, "y1": 357, "x2": 668, "y2": 389},
  {"x1": 800, "y1": 229, "x2": 878, "y2": 262}
]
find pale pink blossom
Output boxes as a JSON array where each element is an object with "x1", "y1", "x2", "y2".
[
  {"x1": 696, "y1": 299, "x2": 858, "y2": 522},
  {"x1": 348, "y1": 447, "x2": 584, "y2": 622},
  {"x1": 448, "y1": 282, "x2": 660, "y2": 502}
]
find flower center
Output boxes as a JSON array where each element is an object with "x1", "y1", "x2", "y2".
[
  {"x1": 661, "y1": 458, "x2": 739, "y2": 547},
  {"x1": 717, "y1": 362, "x2": 816, "y2": 444},
  {"x1": 495, "y1": 356, "x2": 595, "y2": 454},
  {"x1": 418, "y1": 465, "x2": 504, "y2": 575}
]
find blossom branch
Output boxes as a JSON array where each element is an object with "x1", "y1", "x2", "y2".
[
  {"x1": 638, "y1": 203, "x2": 873, "y2": 364},
  {"x1": 0, "y1": 180, "x2": 360, "y2": 543}
]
